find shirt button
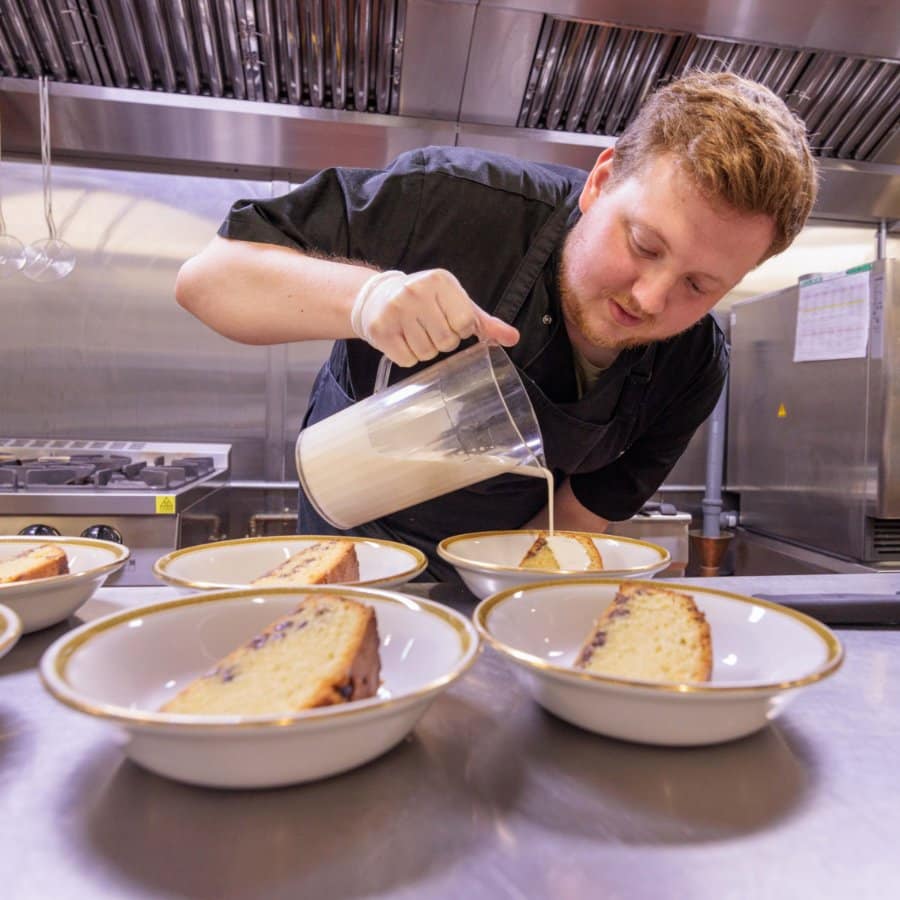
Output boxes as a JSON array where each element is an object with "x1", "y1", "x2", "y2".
[{"x1": 542, "y1": 314, "x2": 552, "y2": 325}]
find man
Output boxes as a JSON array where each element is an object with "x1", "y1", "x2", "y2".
[{"x1": 176, "y1": 71, "x2": 817, "y2": 580}]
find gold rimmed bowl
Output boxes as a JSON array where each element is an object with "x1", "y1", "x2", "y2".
[
  {"x1": 437, "y1": 529, "x2": 670, "y2": 600},
  {"x1": 0, "y1": 602, "x2": 23, "y2": 659},
  {"x1": 40, "y1": 585, "x2": 479, "y2": 789},
  {"x1": 474, "y1": 578, "x2": 843, "y2": 746},
  {"x1": 154, "y1": 535, "x2": 428, "y2": 594},
  {"x1": 0, "y1": 536, "x2": 130, "y2": 633}
]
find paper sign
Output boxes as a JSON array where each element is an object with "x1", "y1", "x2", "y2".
[{"x1": 793, "y1": 269, "x2": 871, "y2": 362}]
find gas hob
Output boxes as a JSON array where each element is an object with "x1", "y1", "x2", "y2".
[
  {"x1": 0, "y1": 438, "x2": 230, "y2": 516},
  {"x1": 0, "y1": 438, "x2": 231, "y2": 584}
]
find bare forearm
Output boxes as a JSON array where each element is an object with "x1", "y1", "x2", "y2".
[
  {"x1": 175, "y1": 236, "x2": 375, "y2": 345},
  {"x1": 526, "y1": 478, "x2": 609, "y2": 533}
]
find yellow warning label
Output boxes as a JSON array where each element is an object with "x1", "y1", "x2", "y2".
[
  {"x1": 155, "y1": 495, "x2": 176, "y2": 514},
  {"x1": 777, "y1": 403, "x2": 787, "y2": 418}
]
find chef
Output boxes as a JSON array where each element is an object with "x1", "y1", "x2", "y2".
[{"x1": 175, "y1": 70, "x2": 817, "y2": 580}]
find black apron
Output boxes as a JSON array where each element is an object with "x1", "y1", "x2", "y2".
[{"x1": 296, "y1": 204, "x2": 656, "y2": 582}]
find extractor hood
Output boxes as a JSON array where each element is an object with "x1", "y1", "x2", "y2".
[{"x1": 0, "y1": 0, "x2": 897, "y2": 221}]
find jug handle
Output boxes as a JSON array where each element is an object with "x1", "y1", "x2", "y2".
[
  {"x1": 373, "y1": 355, "x2": 392, "y2": 394},
  {"x1": 373, "y1": 334, "x2": 493, "y2": 394}
]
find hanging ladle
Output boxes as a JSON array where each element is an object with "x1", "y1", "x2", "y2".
[
  {"x1": 0, "y1": 104, "x2": 26, "y2": 278},
  {"x1": 23, "y1": 76, "x2": 75, "y2": 282}
]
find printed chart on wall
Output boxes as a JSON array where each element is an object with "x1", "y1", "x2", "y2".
[{"x1": 793, "y1": 265, "x2": 872, "y2": 362}]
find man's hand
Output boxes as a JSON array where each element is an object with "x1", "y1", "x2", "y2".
[{"x1": 350, "y1": 269, "x2": 519, "y2": 366}]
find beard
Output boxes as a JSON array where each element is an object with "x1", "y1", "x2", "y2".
[{"x1": 557, "y1": 246, "x2": 656, "y2": 352}]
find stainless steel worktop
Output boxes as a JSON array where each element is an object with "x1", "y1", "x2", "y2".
[{"x1": 1, "y1": 577, "x2": 899, "y2": 899}]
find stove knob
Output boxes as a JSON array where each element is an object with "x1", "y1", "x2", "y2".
[
  {"x1": 18, "y1": 523, "x2": 61, "y2": 537},
  {"x1": 80, "y1": 524, "x2": 123, "y2": 544}
]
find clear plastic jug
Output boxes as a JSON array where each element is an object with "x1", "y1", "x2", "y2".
[{"x1": 296, "y1": 342, "x2": 546, "y2": 529}]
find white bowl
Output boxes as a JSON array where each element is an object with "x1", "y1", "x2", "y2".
[
  {"x1": 0, "y1": 536, "x2": 130, "y2": 633},
  {"x1": 438, "y1": 529, "x2": 671, "y2": 599},
  {"x1": 154, "y1": 535, "x2": 428, "y2": 593},
  {"x1": 0, "y1": 603, "x2": 23, "y2": 659},
  {"x1": 40, "y1": 585, "x2": 479, "y2": 788},
  {"x1": 474, "y1": 578, "x2": 843, "y2": 746}
]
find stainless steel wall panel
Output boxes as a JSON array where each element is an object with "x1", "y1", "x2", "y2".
[
  {"x1": 0, "y1": 160, "x2": 315, "y2": 481},
  {"x1": 399, "y1": 0, "x2": 476, "y2": 120}
]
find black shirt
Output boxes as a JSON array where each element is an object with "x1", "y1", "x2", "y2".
[{"x1": 219, "y1": 145, "x2": 727, "y2": 524}]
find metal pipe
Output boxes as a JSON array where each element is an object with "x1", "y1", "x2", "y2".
[
  {"x1": 701, "y1": 372, "x2": 728, "y2": 538},
  {"x1": 876, "y1": 220, "x2": 888, "y2": 259}
]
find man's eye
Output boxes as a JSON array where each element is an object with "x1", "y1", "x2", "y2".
[
  {"x1": 687, "y1": 278, "x2": 704, "y2": 294},
  {"x1": 631, "y1": 237, "x2": 657, "y2": 258}
]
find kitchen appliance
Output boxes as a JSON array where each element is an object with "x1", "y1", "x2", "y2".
[
  {"x1": 0, "y1": 437, "x2": 230, "y2": 585},
  {"x1": 727, "y1": 257, "x2": 899, "y2": 573},
  {"x1": 605, "y1": 503, "x2": 692, "y2": 578}
]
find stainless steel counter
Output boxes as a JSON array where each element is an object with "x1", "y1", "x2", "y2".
[{"x1": 1, "y1": 578, "x2": 899, "y2": 899}]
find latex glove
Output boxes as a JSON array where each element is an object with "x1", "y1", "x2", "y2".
[{"x1": 350, "y1": 268, "x2": 519, "y2": 367}]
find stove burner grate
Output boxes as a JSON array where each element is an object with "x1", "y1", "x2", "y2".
[{"x1": 0, "y1": 452, "x2": 218, "y2": 492}]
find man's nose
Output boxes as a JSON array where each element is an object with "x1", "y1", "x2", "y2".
[{"x1": 631, "y1": 270, "x2": 670, "y2": 316}]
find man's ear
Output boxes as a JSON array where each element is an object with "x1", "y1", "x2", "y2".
[{"x1": 578, "y1": 146, "x2": 616, "y2": 214}]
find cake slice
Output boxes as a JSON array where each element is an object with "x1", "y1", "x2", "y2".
[
  {"x1": 520, "y1": 531, "x2": 604, "y2": 572},
  {"x1": 575, "y1": 582, "x2": 712, "y2": 683},
  {"x1": 251, "y1": 540, "x2": 359, "y2": 586},
  {"x1": 0, "y1": 543, "x2": 69, "y2": 583},
  {"x1": 160, "y1": 595, "x2": 381, "y2": 716}
]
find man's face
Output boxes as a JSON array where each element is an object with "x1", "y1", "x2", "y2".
[{"x1": 559, "y1": 149, "x2": 776, "y2": 361}]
